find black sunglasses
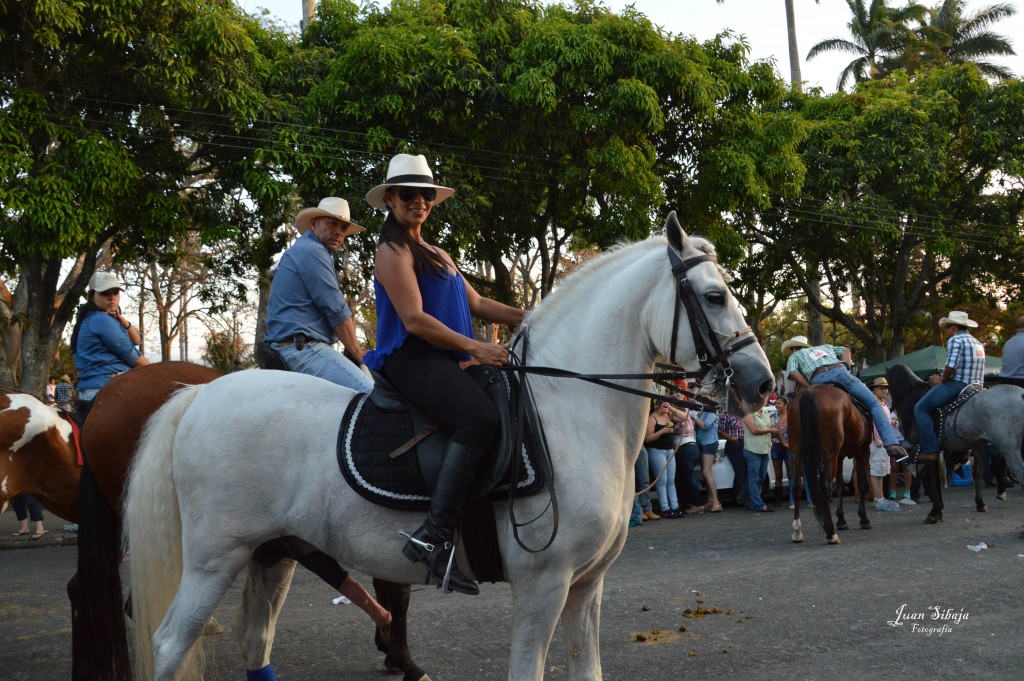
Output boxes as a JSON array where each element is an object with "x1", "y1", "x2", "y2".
[{"x1": 396, "y1": 186, "x2": 437, "y2": 202}]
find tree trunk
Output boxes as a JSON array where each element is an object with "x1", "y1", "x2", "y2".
[
  {"x1": 805, "y1": 256, "x2": 825, "y2": 345},
  {"x1": 785, "y1": 0, "x2": 803, "y2": 90},
  {"x1": 301, "y1": 0, "x2": 316, "y2": 29}
]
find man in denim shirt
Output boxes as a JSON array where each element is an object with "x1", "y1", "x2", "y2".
[{"x1": 265, "y1": 197, "x2": 373, "y2": 393}]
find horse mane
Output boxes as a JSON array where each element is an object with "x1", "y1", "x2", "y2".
[
  {"x1": 885, "y1": 363, "x2": 929, "y2": 440},
  {"x1": 529, "y1": 232, "x2": 721, "y2": 327}
]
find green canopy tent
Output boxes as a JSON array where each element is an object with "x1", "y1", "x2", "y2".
[{"x1": 858, "y1": 346, "x2": 1003, "y2": 383}]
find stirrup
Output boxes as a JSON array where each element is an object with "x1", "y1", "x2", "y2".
[{"x1": 398, "y1": 529, "x2": 471, "y2": 594}]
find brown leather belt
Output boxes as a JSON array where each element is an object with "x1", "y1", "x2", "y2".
[{"x1": 812, "y1": 363, "x2": 842, "y2": 377}]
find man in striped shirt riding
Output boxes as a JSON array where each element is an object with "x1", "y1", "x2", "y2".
[{"x1": 914, "y1": 311, "x2": 986, "y2": 460}]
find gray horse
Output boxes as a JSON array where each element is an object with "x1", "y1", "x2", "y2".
[{"x1": 885, "y1": 363, "x2": 1024, "y2": 524}]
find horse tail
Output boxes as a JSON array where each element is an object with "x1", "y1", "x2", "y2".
[
  {"x1": 798, "y1": 392, "x2": 830, "y2": 529},
  {"x1": 123, "y1": 384, "x2": 206, "y2": 681},
  {"x1": 70, "y1": 458, "x2": 130, "y2": 681}
]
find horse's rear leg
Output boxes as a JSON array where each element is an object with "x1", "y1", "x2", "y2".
[
  {"x1": 232, "y1": 558, "x2": 298, "y2": 677},
  {"x1": 153, "y1": 564, "x2": 242, "y2": 681},
  {"x1": 971, "y1": 450, "x2": 988, "y2": 512},
  {"x1": 561, "y1": 574, "x2": 605, "y2": 680},
  {"x1": 373, "y1": 579, "x2": 428, "y2": 681},
  {"x1": 835, "y1": 478, "x2": 849, "y2": 531}
]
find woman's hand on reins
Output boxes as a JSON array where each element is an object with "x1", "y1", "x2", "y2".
[{"x1": 472, "y1": 340, "x2": 509, "y2": 367}]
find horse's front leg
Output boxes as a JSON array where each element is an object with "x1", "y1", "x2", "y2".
[
  {"x1": 854, "y1": 454, "x2": 872, "y2": 530},
  {"x1": 508, "y1": 570, "x2": 573, "y2": 680},
  {"x1": 561, "y1": 573, "x2": 606, "y2": 680},
  {"x1": 373, "y1": 579, "x2": 428, "y2": 681},
  {"x1": 920, "y1": 456, "x2": 944, "y2": 524}
]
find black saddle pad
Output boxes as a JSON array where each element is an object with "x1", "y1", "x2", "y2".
[{"x1": 337, "y1": 370, "x2": 545, "y2": 513}]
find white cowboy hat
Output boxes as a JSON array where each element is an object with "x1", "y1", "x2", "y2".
[
  {"x1": 88, "y1": 271, "x2": 123, "y2": 293},
  {"x1": 293, "y1": 197, "x2": 365, "y2": 236},
  {"x1": 780, "y1": 335, "x2": 811, "y2": 354},
  {"x1": 365, "y1": 154, "x2": 454, "y2": 211},
  {"x1": 938, "y1": 310, "x2": 978, "y2": 328}
]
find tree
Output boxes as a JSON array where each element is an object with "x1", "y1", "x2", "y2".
[
  {"x1": 752, "y1": 65, "x2": 1024, "y2": 362},
  {"x1": 913, "y1": 0, "x2": 1017, "y2": 79},
  {"x1": 807, "y1": 0, "x2": 928, "y2": 90},
  {"x1": 0, "y1": 1, "x2": 286, "y2": 393},
  {"x1": 716, "y1": 0, "x2": 822, "y2": 91}
]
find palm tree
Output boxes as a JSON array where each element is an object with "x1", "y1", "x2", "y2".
[
  {"x1": 806, "y1": 0, "x2": 928, "y2": 90},
  {"x1": 715, "y1": 0, "x2": 821, "y2": 92},
  {"x1": 918, "y1": 1, "x2": 1017, "y2": 79}
]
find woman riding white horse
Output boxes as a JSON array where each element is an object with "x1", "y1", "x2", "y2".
[
  {"x1": 363, "y1": 154, "x2": 526, "y2": 595},
  {"x1": 123, "y1": 214, "x2": 773, "y2": 681}
]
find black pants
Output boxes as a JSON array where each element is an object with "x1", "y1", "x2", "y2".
[{"x1": 383, "y1": 335, "x2": 498, "y2": 453}]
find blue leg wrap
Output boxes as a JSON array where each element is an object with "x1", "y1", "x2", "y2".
[{"x1": 246, "y1": 664, "x2": 278, "y2": 681}]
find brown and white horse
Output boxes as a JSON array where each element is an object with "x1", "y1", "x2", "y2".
[{"x1": 0, "y1": 388, "x2": 79, "y2": 522}]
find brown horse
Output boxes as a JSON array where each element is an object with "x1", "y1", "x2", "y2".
[
  {"x1": 788, "y1": 384, "x2": 873, "y2": 544},
  {"x1": 3, "y1": 363, "x2": 426, "y2": 681}
]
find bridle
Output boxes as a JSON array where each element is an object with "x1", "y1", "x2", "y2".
[{"x1": 666, "y1": 246, "x2": 758, "y2": 409}]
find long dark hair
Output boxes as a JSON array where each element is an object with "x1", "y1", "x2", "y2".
[
  {"x1": 69, "y1": 295, "x2": 104, "y2": 354},
  {"x1": 379, "y1": 210, "x2": 449, "y2": 277}
]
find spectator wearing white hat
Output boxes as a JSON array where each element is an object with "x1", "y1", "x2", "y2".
[
  {"x1": 264, "y1": 197, "x2": 373, "y2": 393},
  {"x1": 999, "y1": 315, "x2": 1024, "y2": 389},
  {"x1": 363, "y1": 154, "x2": 526, "y2": 595},
  {"x1": 70, "y1": 271, "x2": 149, "y2": 403},
  {"x1": 914, "y1": 311, "x2": 986, "y2": 460}
]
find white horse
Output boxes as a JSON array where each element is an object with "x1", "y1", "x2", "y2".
[{"x1": 123, "y1": 214, "x2": 774, "y2": 681}]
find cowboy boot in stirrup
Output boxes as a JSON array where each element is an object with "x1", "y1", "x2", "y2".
[{"x1": 400, "y1": 442, "x2": 481, "y2": 595}]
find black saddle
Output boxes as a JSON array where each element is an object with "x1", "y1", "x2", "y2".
[
  {"x1": 337, "y1": 366, "x2": 545, "y2": 512},
  {"x1": 934, "y1": 384, "x2": 984, "y2": 443}
]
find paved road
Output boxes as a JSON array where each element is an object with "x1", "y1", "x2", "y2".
[{"x1": 2, "y1": 486, "x2": 1022, "y2": 680}]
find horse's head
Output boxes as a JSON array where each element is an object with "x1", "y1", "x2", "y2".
[
  {"x1": 884, "y1": 363, "x2": 924, "y2": 408},
  {"x1": 659, "y1": 212, "x2": 774, "y2": 416}
]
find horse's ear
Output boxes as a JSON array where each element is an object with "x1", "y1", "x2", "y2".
[{"x1": 665, "y1": 211, "x2": 691, "y2": 253}]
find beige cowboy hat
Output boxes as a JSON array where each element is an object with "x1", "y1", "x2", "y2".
[
  {"x1": 780, "y1": 335, "x2": 811, "y2": 354},
  {"x1": 938, "y1": 310, "x2": 978, "y2": 328},
  {"x1": 365, "y1": 154, "x2": 454, "y2": 212},
  {"x1": 870, "y1": 377, "x2": 889, "y2": 388},
  {"x1": 61, "y1": 375, "x2": 70, "y2": 382},
  {"x1": 293, "y1": 197, "x2": 365, "y2": 236},
  {"x1": 88, "y1": 271, "x2": 123, "y2": 293}
]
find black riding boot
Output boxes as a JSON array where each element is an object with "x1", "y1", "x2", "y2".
[{"x1": 401, "y1": 442, "x2": 482, "y2": 595}]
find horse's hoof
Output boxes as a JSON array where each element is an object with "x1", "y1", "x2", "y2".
[
  {"x1": 861, "y1": 522, "x2": 872, "y2": 530},
  {"x1": 792, "y1": 533, "x2": 804, "y2": 543},
  {"x1": 827, "y1": 535, "x2": 842, "y2": 545},
  {"x1": 978, "y1": 505, "x2": 987, "y2": 513},
  {"x1": 403, "y1": 671, "x2": 430, "y2": 681},
  {"x1": 837, "y1": 522, "x2": 849, "y2": 531},
  {"x1": 924, "y1": 514, "x2": 943, "y2": 525},
  {"x1": 997, "y1": 493, "x2": 1007, "y2": 502}
]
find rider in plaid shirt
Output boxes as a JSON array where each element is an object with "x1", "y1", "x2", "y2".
[{"x1": 914, "y1": 311, "x2": 986, "y2": 457}]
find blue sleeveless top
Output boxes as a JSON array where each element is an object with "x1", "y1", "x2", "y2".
[{"x1": 364, "y1": 269, "x2": 474, "y2": 370}]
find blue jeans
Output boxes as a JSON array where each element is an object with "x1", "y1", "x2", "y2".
[
  {"x1": 724, "y1": 439, "x2": 748, "y2": 505},
  {"x1": 635, "y1": 447, "x2": 653, "y2": 513},
  {"x1": 673, "y1": 442, "x2": 702, "y2": 508},
  {"x1": 276, "y1": 340, "x2": 373, "y2": 393},
  {"x1": 12, "y1": 495, "x2": 44, "y2": 522},
  {"x1": 744, "y1": 449, "x2": 770, "y2": 511},
  {"x1": 812, "y1": 366, "x2": 901, "y2": 446},
  {"x1": 913, "y1": 380, "x2": 966, "y2": 452},
  {"x1": 647, "y1": 447, "x2": 678, "y2": 513}
]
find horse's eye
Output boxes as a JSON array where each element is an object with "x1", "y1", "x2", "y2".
[{"x1": 704, "y1": 291, "x2": 726, "y2": 305}]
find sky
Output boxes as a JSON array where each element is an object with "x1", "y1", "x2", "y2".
[{"x1": 241, "y1": 0, "x2": 1024, "y2": 94}]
